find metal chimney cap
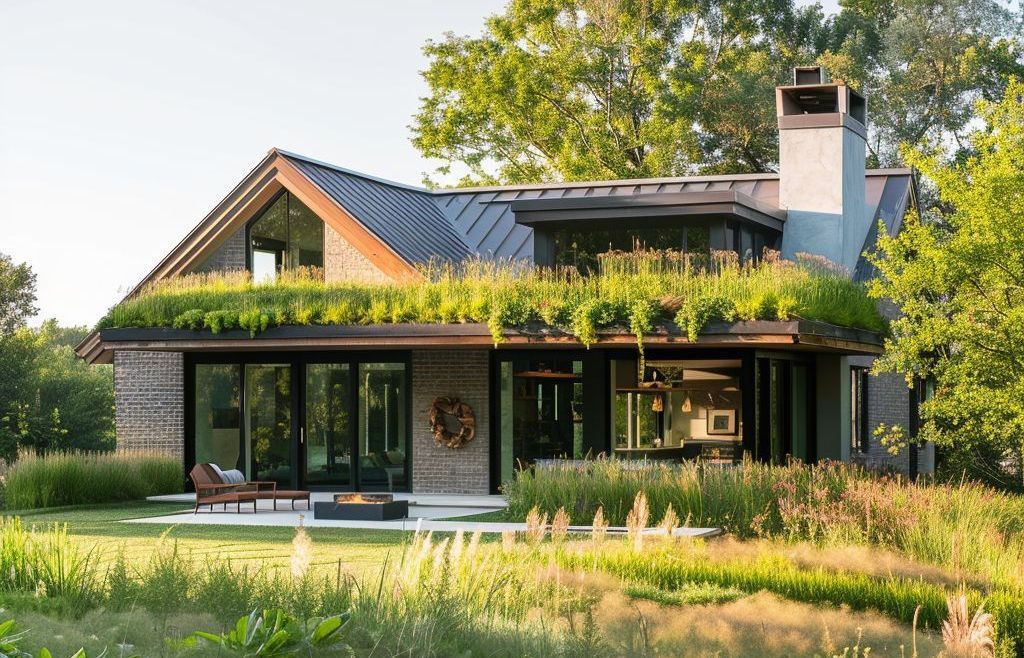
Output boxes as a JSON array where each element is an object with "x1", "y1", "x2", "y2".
[{"x1": 793, "y1": 66, "x2": 828, "y2": 86}]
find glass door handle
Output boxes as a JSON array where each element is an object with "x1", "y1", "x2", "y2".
[{"x1": 300, "y1": 427, "x2": 305, "y2": 444}]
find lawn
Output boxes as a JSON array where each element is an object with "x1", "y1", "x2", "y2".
[{"x1": 14, "y1": 501, "x2": 415, "y2": 575}]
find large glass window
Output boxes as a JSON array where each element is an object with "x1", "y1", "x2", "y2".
[
  {"x1": 613, "y1": 359, "x2": 743, "y2": 464},
  {"x1": 552, "y1": 226, "x2": 710, "y2": 272},
  {"x1": 249, "y1": 192, "x2": 324, "y2": 282},
  {"x1": 358, "y1": 363, "x2": 408, "y2": 491},
  {"x1": 499, "y1": 358, "x2": 584, "y2": 472},
  {"x1": 194, "y1": 364, "x2": 241, "y2": 471}
]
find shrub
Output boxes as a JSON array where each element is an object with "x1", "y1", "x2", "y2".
[{"x1": 4, "y1": 451, "x2": 182, "y2": 510}]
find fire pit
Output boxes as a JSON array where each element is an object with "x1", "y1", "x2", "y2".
[{"x1": 313, "y1": 493, "x2": 409, "y2": 521}]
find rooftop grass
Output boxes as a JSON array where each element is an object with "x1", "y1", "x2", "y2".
[{"x1": 99, "y1": 249, "x2": 886, "y2": 346}]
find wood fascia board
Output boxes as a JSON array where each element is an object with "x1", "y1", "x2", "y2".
[
  {"x1": 273, "y1": 156, "x2": 420, "y2": 281},
  {"x1": 124, "y1": 153, "x2": 280, "y2": 298}
]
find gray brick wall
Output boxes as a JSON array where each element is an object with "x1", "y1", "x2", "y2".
[
  {"x1": 114, "y1": 351, "x2": 185, "y2": 459},
  {"x1": 852, "y1": 363, "x2": 911, "y2": 473},
  {"x1": 191, "y1": 226, "x2": 246, "y2": 274},
  {"x1": 411, "y1": 350, "x2": 490, "y2": 494},
  {"x1": 325, "y1": 224, "x2": 392, "y2": 284}
]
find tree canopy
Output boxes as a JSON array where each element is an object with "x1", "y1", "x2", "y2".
[
  {"x1": 868, "y1": 79, "x2": 1024, "y2": 488},
  {"x1": 412, "y1": 0, "x2": 1022, "y2": 184},
  {"x1": 0, "y1": 254, "x2": 114, "y2": 459}
]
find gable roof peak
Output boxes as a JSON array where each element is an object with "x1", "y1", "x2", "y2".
[{"x1": 272, "y1": 148, "x2": 430, "y2": 194}]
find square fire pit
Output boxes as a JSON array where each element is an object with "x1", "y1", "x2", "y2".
[{"x1": 313, "y1": 493, "x2": 409, "y2": 521}]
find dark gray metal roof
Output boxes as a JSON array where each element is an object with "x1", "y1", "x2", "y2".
[
  {"x1": 281, "y1": 150, "x2": 912, "y2": 267},
  {"x1": 282, "y1": 152, "x2": 471, "y2": 265},
  {"x1": 854, "y1": 170, "x2": 916, "y2": 282},
  {"x1": 432, "y1": 175, "x2": 782, "y2": 260}
]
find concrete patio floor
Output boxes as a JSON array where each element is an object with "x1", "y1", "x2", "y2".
[{"x1": 134, "y1": 492, "x2": 721, "y2": 537}]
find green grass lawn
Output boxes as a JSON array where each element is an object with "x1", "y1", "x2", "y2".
[{"x1": 15, "y1": 500, "x2": 416, "y2": 576}]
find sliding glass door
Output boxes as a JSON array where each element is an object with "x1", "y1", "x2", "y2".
[
  {"x1": 189, "y1": 355, "x2": 409, "y2": 491},
  {"x1": 245, "y1": 364, "x2": 293, "y2": 486},
  {"x1": 304, "y1": 363, "x2": 353, "y2": 487}
]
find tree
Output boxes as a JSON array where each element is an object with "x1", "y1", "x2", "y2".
[
  {"x1": 0, "y1": 255, "x2": 114, "y2": 458},
  {"x1": 0, "y1": 252, "x2": 36, "y2": 336},
  {"x1": 412, "y1": 0, "x2": 826, "y2": 184},
  {"x1": 413, "y1": 0, "x2": 1021, "y2": 184},
  {"x1": 822, "y1": 0, "x2": 1023, "y2": 167},
  {"x1": 868, "y1": 79, "x2": 1024, "y2": 488}
]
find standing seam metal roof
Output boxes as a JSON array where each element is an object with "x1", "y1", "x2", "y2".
[
  {"x1": 280, "y1": 150, "x2": 912, "y2": 266},
  {"x1": 283, "y1": 154, "x2": 471, "y2": 265}
]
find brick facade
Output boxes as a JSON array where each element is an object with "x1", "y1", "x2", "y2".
[
  {"x1": 411, "y1": 350, "x2": 490, "y2": 494},
  {"x1": 324, "y1": 224, "x2": 391, "y2": 284},
  {"x1": 191, "y1": 227, "x2": 246, "y2": 274},
  {"x1": 848, "y1": 356, "x2": 912, "y2": 472},
  {"x1": 113, "y1": 351, "x2": 185, "y2": 458}
]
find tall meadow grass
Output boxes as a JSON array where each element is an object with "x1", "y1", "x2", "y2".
[
  {"x1": 4, "y1": 451, "x2": 183, "y2": 510},
  {"x1": 100, "y1": 250, "x2": 885, "y2": 346},
  {"x1": 505, "y1": 460, "x2": 1024, "y2": 589}
]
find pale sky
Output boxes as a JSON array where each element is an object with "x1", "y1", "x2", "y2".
[{"x1": 0, "y1": 0, "x2": 837, "y2": 328}]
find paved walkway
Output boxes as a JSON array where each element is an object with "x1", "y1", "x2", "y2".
[{"x1": 132, "y1": 492, "x2": 721, "y2": 537}]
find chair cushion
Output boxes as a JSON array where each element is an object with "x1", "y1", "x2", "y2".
[
  {"x1": 221, "y1": 469, "x2": 246, "y2": 484},
  {"x1": 206, "y1": 462, "x2": 227, "y2": 483}
]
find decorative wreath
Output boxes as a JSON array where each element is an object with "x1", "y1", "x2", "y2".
[{"x1": 429, "y1": 396, "x2": 476, "y2": 449}]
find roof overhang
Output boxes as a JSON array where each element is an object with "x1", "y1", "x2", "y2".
[
  {"x1": 510, "y1": 190, "x2": 786, "y2": 232},
  {"x1": 79, "y1": 320, "x2": 882, "y2": 364}
]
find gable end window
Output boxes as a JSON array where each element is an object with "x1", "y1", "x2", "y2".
[{"x1": 247, "y1": 191, "x2": 324, "y2": 283}]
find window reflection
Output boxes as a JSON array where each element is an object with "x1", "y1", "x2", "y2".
[{"x1": 249, "y1": 192, "x2": 324, "y2": 280}]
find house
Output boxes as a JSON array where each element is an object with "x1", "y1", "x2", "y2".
[{"x1": 77, "y1": 69, "x2": 931, "y2": 495}]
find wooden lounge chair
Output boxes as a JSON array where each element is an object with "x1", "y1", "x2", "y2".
[
  {"x1": 189, "y1": 463, "x2": 263, "y2": 514},
  {"x1": 190, "y1": 464, "x2": 311, "y2": 512}
]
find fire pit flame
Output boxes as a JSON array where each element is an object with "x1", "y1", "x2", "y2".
[{"x1": 335, "y1": 493, "x2": 394, "y2": 504}]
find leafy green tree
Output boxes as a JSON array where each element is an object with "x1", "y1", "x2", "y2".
[
  {"x1": 0, "y1": 255, "x2": 114, "y2": 458},
  {"x1": 817, "y1": 0, "x2": 1021, "y2": 167},
  {"x1": 0, "y1": 252, "x2": 36, "y2": 336},
  {"x1": 413, "y1": 0, "x2": 826, "y2": 184},
  {"x1": 413, "y1": 0, "x2": 1021, "y2": 183},
  {"x1": 868, "y1": 79, "x2": 1024, "y2": 488}
]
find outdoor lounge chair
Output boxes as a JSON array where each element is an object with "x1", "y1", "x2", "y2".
[
  {"x1": 188, "y1": 464, "x2": 261, "y2": 514},
  {"x1": 190, "y1": 463, "x2": 311, "y2": 512}
]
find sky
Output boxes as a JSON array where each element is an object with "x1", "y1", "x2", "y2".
[{"x1": 0, "y1": 0, "x2": 838, "y2": 328}]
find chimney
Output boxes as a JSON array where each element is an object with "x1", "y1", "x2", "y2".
[{"x1": 777, "y1": 67, "x2": 868, "y2": 274}]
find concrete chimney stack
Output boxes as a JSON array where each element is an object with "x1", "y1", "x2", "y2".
[{"x1": 777, "y1": 67, "x2": 868, "y2": 273}]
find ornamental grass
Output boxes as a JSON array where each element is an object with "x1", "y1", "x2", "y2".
[
  {"x1": 504, "y1": 459, "x2": 1024, "y2": 590},
  {"x1": 99, "y1": 250, "x2": 885, "y2": 347},
  {"x1": 3, "y1": 450, "x2": 183, "y2": 510}
]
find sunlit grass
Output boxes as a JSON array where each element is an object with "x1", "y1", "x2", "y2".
[
  {"x1": 504, "y1": 460, "x2": 1024, "y2": 590},
  {"x1": 99, "y1": 250, "x2": 886, "y2": 347},
  {"x1": 3, "y1": 451, "x2": 182, "y2": 510}
]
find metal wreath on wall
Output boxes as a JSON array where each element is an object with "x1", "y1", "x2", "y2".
[{"x1": 429, "y1": 396, "x2": 476, "y2": 449}]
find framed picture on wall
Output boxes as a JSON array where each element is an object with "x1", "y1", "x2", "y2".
[{"x1": 707, "y1": 409, "x2": 737, "y2": 435}]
